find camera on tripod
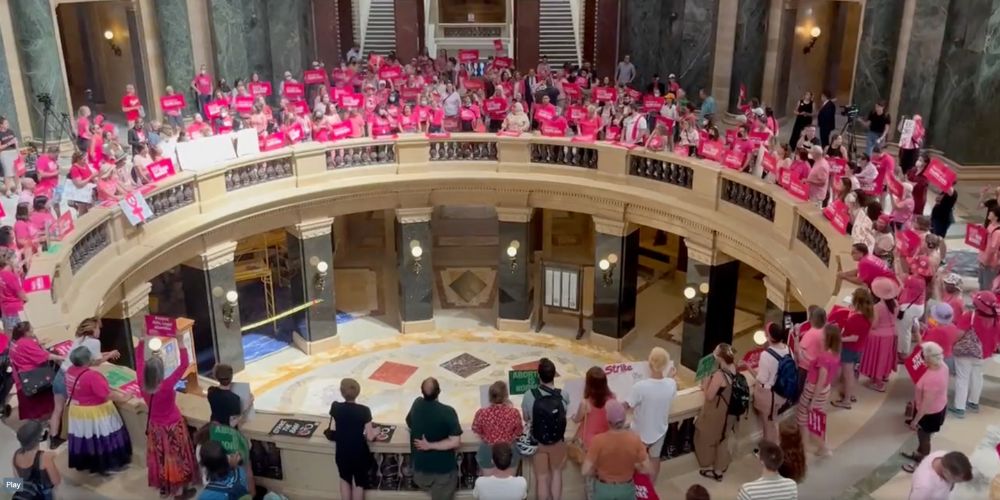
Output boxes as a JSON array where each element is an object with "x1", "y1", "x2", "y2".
[
  {"x1": 36, "y1": 93, "x2": 53, "y2": 111},
  {"x1": 840, "y1": 103, "x2": 860, "y2": 119}
]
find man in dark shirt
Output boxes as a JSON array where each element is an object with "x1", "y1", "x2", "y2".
[
  {"x1": 207, "y1": 364, "x2": 243, "y2": 427},
  {"x1": 406, "y1": 377, "x2": 462, "y2": 500},
  {"x1": 646, "y1": 74, "x2": 666, "y2": 95},
  {"x1": 817, "y1": 90, "x2": 837, "y2": 147},
  {"x1": 861, "y1": 100, "x2": 891, "y2": 156}
]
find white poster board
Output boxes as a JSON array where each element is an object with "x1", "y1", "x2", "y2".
[
  {"x1": 544, "y1": 266, "x2": 579, "y2": 311},
  {"x1": 234, "y1": 128, "x2": 262, "y2": 157},
  {"x1": 231, "y1": 382, "x2": 256, "y2": 421},
  {"x1": 119, "y1": 191, "x2": 154, "y2": 226},
  {"x1": 176, "y1": 134, "x2": 237, "y2": 172},
  {"x1": 899, "y1": 118, "x2": 915, "y2": 147},
  {"x1": 604, "y1": 361, "x2": 651, "y2": 405},
  {"x1": 563, "y1": 378, "x2": 585, "y2": 417}
]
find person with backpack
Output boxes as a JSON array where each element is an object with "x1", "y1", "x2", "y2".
[
  {"x1": 624, "y1": 347, "x2": 677, "y2": 484},
  {"x1": 11, "y1": 420, "x2": 59, "y2": 500},
  {"x1": 742, "y1": 323, "x2": 798, "y2": 444},
  {"x1": 693, "y1": 343, "x2": 741, "y2": 481},
  {"x1": 520, "y1": 357, "x2": 569, "y2": 500},
  {"x1": 197, "y1": 440, "x2": 250, "y2": 500},
  {"x1": 796, "y1": 324, "x2": 842, "y2": 457}
]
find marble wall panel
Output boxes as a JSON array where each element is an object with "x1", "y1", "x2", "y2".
[
  {"x1": 208, "y1": 0, "x2": 251, "y2": 82},
  {"x1": 0, "y1": 30, "x2": 19, "y2": 134},
  {"x1": 154, "y1": 0, "x2": 195, "y2": 105},
  {"x1": 677, "y1": 0, "x2": 719, "y2": 95},
  {"x1": 897, "y1": 0, "x2": 947, "y2": 126},
  {"x1": 11, "y1": 0, "x2": 70, "y2": 137},
  {"x1": 396, "y1": 220, "x2": 434, "y2": 323},
  {"x1": 620, "y1": 0, "x2": 717, "y2": 94},
  {"x1": 728, "y1": 0, "x2": 769, "y2": 112},
  {"x1": 851, "y1": 0, "x2": 903, "y2": 114},
  {"x1": 267, "y1": 0, "x2": 311, "y2": 80},
  {"x1": 245, "y1": 0, "x2": 273, "y2": 83}
]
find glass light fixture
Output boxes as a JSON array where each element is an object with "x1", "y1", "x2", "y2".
[
  {"x1": 753, "y1": 330, "x2": 767, "y2": 345},
  {"x1": 683, "y1": 286, "x2": 697, "y2": 299},
  {"x1": 104, "y1": 30, "x2": 114, "y2": 41},
  {"x1": 698, "y1": 282, "x2": 710, "y2": 295}
]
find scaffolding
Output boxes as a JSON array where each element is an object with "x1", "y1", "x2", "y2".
[{"x1": 234, "y1": 230, "x2": 289, "y2": 333}]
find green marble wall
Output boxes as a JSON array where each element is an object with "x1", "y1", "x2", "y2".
[
  {"x1": 0, "y1": 31, "x2": 20, "y2": 134},
  {"x1": 153, "y1": 0, "x2": 195, "y2": 110},
  {"x1": 208, "y1": 0, "x2": 253, "y2": 82},
  {"x1": 208, "y1": 0, "x2": 282, "y2": 85},
  {"x1": 11, "y1": 0, "x2": 70, "y2": 138},
  {"x1": 266, "y1": 0, "x2": 312, "y2": 81},
  {"x1": 243, "y1": 0, "x2": 273, "y2": 84}
]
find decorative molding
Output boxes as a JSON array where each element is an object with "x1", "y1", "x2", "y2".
[
  {"x1": 496, "y1": 207, "x2": 534, "y2": 223},
  {"x1": 762, "y1": 276, "x2": 790, "y2": 307},
  {"x1": 290, "y1": 217, "x2": 335, "y2": 240},
  {"x1": 395, "y1": 207, "x2": 434, "y2": 224},
  {"x1": 122, "y1": 282, "x2": 153, "y2": 317},
  {"x1": 185, "y1": 241, "x2": 238, "y2": 270},
  {"x1": 592, "y1": 216, "x2": 633, "y2": 236}
]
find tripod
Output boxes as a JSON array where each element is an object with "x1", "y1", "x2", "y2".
[
  {"x1": 838, "y1": 115, "x2": 859, "y2": 161},
  {"x1": 33, "y1": 100, "x2": 79, "y2": 153}
]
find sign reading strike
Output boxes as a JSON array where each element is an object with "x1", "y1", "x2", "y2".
[
  {"x1": 146, "y1": 158, "x2": 177, "y2": 182},
  {"x1": 120, "y1": 191, "x2": 154, "y2": 226},
  {"x1": 145, "y1": 314, "x2": 177, "y2": 337}
]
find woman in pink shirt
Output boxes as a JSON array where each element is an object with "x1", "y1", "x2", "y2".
[
  {"x1": 96, "y1": 164, "x2": 124, "y2": 203},
  {"x1": 890, "y1": 182, "x2": 916, "y2": 230},
  {"x1": 577, "y1": 105, "x2": 603, "y2": 137},
  {"x1": 832, "y1": 288, "x2": 874, "y2": 410},
  {"x1": 896, "y1": 255, "x2": 933, "y2": 360},
  {"x1": 35, "y1": 147, "x2": 59, "y2": 201},
  {"x1": 950, "y1": 291, "x2": 999, "y2": 418},
  {"x1": 572, "y1": 366, "x2": 615, "y2": 448},
  {"x1": 795, "y1": 307, "x2": 828, "y2": 382},
  {"x1": 977, "y1": 205, "x2": 1000, "y2": 290},
  {"x1": 901, "y1": 341, "x2": 949, "y2": 471},
  {"x1": 0, "y1": 253, "x2": 26, "y2": 332},
  {"x1": 68, "y1": 151, "x2": 96, "y2": 215},
  {"x1": 136, "y1": 340, "x2": 198, "y2": 496},
  {"x1": 9, "y1": 322, "x2": 62, "y2": 421},
  {"x1": 13, "y1": 203, "x2": 38, "y2": 254},
  {"x1": 65, "y1": 345, "x2": 137, "y2": 475},
  {"x1": 859, "y1": 276, "x2": 900, "y2": 392},
  {"x1": 76, "y1": 106, "x2": 92, "y2": 151},
  {"x1": 28, "y1": 196, "x2": 55, "y2": 240},
  {"x1": 796, "y1": 324, "x2": 841, "y2": 457}
]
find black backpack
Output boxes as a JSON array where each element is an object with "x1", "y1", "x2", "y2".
[
  {"x1": 720, "y1": 369, "x2": 750, "y2": 418},
  {"x1": 530, "y1": 386, "x2": 567, "y2": 445},
  {"x1": 11, "y1": 451, "x2": 46, "y2": 500}
]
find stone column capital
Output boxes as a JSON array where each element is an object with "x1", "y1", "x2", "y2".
[
  {"x1": 185, "y1": 241, "x2": 238, "y2": 270},
  {"x1": 763, "y1": 275, "x2": 789, "y2": 307},
  {"x1": 685, "y1": 237, "x2": 734, "y2": 266},
  {"x1": 289, "y1": 217, "x2": 335, "y2": 240},
  {"x1": 496, "y1": 207, "x2": 534, "y2": 223},
  {"x1": 592, "y1": 216, "x2": 636, "y2": 237},
  {"x1": 395, "y1": 207, "x2": 433, "y2": 224},
  {"x1": 122, "y1": 282, "x2": 153, "y2": 317}
]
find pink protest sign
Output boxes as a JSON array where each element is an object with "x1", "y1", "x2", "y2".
[{"x1": 145, "y1": 314, "x2": 177, "y2": 337}]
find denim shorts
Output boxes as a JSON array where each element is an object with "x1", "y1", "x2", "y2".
[
  {"x1": 841, "y1": 348, "x2": 861, "y2": 364},
  {"x1": 52, "y1": 370, "x2": 66, "y2": 396}
]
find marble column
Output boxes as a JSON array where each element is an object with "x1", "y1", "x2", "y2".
[
  {"x1": 680, "y1": 239, "x2": 739, "y2": 372},
  {"x1": 591, "y1": 217, "x2": 639, "y2": 349},
  {"x1": 886, "y1": 0, "x2": 916, "y2": 142},
  {"x1": 728, "y1": 0, "x2": 769, "y2": 112},
  {"x1": 245, "y1": 0, "x2": 273, "y2": 82},
  {"x1": 100, "y1": 283, "x2": 153, "y2": 370},
  {"x1": 759, "y1": 0, "x2": 783, "y2": 112},
  {"x1": 621, "y1": 0, "x2": 681, "y2": 88},
  {"x1": 313, "y1": 0, "x2": 343, "y2": 65},
  {"x1": 267, "y1": 0, "x2": 312, "y2": 79},
  {"x1": 208, "y1": 0, "x2": 251, "y2": 81},
  {"x1": 594, "y1": 0, "x2": 621, "y2": 80},
  {"x1": 711, "y1": 0, "x2": 737, "y2": 114},
  {"x1": 396, "y1": 208, "x2": 435, "y2": 333},
  {"x1": 678, "y1": 0, "x2": 719, "y2": 95},
  {"x1": 0, "y1": 31, "x2": 20, "y2": 133},
  {"x1": 394, "y1": 0, "x2": 422, "y2": 63},
  {"x1": 181, "y1": 242, "x2": 244, "y2": 373},
  {"x1": 497, "y1": 208, "x2": 534, "y2": 332},
  {"x1": 850, "y1": 0, "x2": 904, "y2": 115},
  {"x1": 153, "y1": 0, "x2": 196, "y2": 110},
  {"x1": 10, "y1": 0, "x2": 70, "y2": 138},
  {"x1": 287, "y1": 218, "x2": 338, "y2": 353},
  {"x1": 897, "y1": 0, "x2": 947, "y2": 127},
  {"x1": 514, "y1": 0, "x2": 540, "y2": 73}
]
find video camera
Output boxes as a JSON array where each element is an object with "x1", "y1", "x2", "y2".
[
  {"x1": 36, "y1": 93, "x2": 53, "y2": 111},
  {"x1": 840, "y1": 103, "x2": 860, "y2": 119}
]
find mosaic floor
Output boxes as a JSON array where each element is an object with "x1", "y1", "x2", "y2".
[{"x1": 251, "y1": 330, "x2": 650, "y2": 423}]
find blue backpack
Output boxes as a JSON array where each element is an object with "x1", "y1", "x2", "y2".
[{"x1": 767, "y1": 348, "x2": 800, "y2": 404}]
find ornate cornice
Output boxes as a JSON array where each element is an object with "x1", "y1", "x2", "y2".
[
  {"x1": 185, "y1": 241, "x2": 238, "y2": 271},
  {"x1": 496, "y1": 207, "x2": 534, "y2": 223},
  {"x1": 290, "y1": 218, "x2": 335, "y2": 240},
  {"x1": 395, "y1": 207, "x2": 434, "y2": 224}
]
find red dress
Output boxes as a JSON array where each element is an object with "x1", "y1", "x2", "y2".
[{"x1": 10, "y1": 337, "x2": 55, "y2": 419}]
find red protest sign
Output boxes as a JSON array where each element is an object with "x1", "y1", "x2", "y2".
[
  {"x1": 725, "y1": 129, "x2": 737, "y2": 146},
  {"x1": 463, "y1": 78, "x2": 484, "y2": 91},
  {"x1": 643, "y1": 95, "x2": 664, "y2": 113},
  {"x1": 458, "y1": 49, "x2": 479, "y2": 63},
  {"x1": 563, "y1": 83, "x2": 581, "y2": 100},
  {"x1": 426, "y1": 132, "x2": 451, "y2": 139},
  {"x1": 290, "y1": 100, "x2": 308, "y2": 116},
  {"x1": 260, "y1": 132, "x2": 287, "y2": 151},
  {"x1": 400, "y1": 87, "x2": 421, "y2": 101},
  {"x1": 654, "y1": 116, "x2": 674, "y2": 131},
  {"x1": 807, "y1": 408, "x2": 826, "y2": 438},
  {"x1": 786, "y1": 177, "x2": 809, "y2": 201},
  {"x1": 339, "y1": 93, "x2": 363, "y2": 108},
  {"x1": 828, "y1": 157, "x2": 847, "y2": 176},
  {"x1": 146, "y1": 158, "x2": 176, "y2": 182},
  {"x1": 761, "y1": 151, "x2": 778, "y2": 173},
  {"x1": 249, "y1": 81, "x2": 272, "y2": 96},
  {"x1": 697, "y1": 140, "x2": 724, "y2": 161},
  {"x1": 378, "y1": 65, "x2": 402, "y2": 81},
  {"x1": 330, "y1": 123, "x2": 353, "y2": 140},
  {"x1": 485, "y1": 97, "x2": 506, "y2": 113},
  {"x1": 303, "y1": 69, "x2": 327, "y2": 85},
  {"x1": 51, "y1": 211, "x2": 74, "y2": 241},
  {"x1": 778, "y1": 168, "x2": 792, "y2": 188},
  {"x1": 23, "y1": 275, "x2": 52, "y2": 294},
  {"x1": 534, "y1": 107, "x2": 555, "y2": 122},
  {"x1": 626, "y1": 87, "x2": 642, "y2": 100},
  {"x1": 283, "y1": 82, "x2": 305, "y2": 99},
  {"x1": 145, "y1": 314, "x2": 177, "y2": 336},
  {"x1": 540, "y1": 122, "x2": 566, "y2": 137},
  {"x1": 822, "y1": 200, "x2": 850, "y2": 235},
  {"x1": 966, "y1": 224, "x2": 988, "y2": 251},
  {"x1": 673, "y1": 144, "x2": 690, "y2": 157},
  {"x1": 286, "y1": 123, "x2": 305, "y2": 143},
  {"x1": 235, "y1": 95, "x2": 254, "y2": 114},
  {"x1": 722, "y1": 150, "x2": 745, "y2": 170},
  {"x1": 896, "y1": 229, "x2": 922, "y2": 257},
  {"x1": 905, "y1": 346, "x2": 928, "y2": 383},
  {"x1": 593, "y1": 87, "x2": 617, "y2": 102},
  {"x1": 160, "y1": 94, "x2": 186, "y2": 112},
  {"x1": 493, "y1": 56, "x2": 513, "y2": 69},
  {"x1": 887, "y1": 173, "x2": 904, "y2": 199},
  {"x1": 493, "y1": 39, "x2": 503, "y2": 51},
  {"x1": 204, "y1": 99, "x2": 226, "y2": 119},
  {"x1": 572, "y1": 134, "x2": 596, "y2": 143},
  {"x1": 567, "y1": 105, "x2": 587, "y2": 122},
  {"x1": 742, "y1": 347, "x2": 765, "y2": 371},
  {"x1": 924, "y1": 158, "x2": 956, "y2": 192},
  {"x1": 749, "y1": 130, "x2": 769, "y2": 146}
]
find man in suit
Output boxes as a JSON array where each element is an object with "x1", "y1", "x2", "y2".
[{"x1": 817, "y1": 90, "x2": 837, "y2": 147}]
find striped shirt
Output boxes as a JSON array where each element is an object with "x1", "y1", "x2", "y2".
[{"x1": 737, "y1": 475, "x2": 798, "y2": 500}]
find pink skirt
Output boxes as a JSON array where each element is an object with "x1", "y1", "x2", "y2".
[{"x1": 859, "y1": 334, "x2": 897, "y2": 381}]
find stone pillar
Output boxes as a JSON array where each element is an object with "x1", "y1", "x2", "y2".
[
  {"x1": 710, "y1": 0, "x2": 737, "y2": 113},
  {"x1": 0, "y1": 25, "x2": 22, "y2": 134},
  {"x1": 396, "y1": 208, "x2": 434, "y2": 333},
  {"x1": 394, "y1": 0, "x2": 423, "y2": 63},
  {"x1": 897, "y1": 0, "x2": 947, "y2": 129},
  {"x1": 313, "y1": 0, "x2": 343, "y2": 65},
  {"x1": 759, "y1": 0, "x2": 783, "y2": 109},
  {"x1": 100, "y1": 282, "x2": 152, "y2": 370},
  {"x1": 680, "y1": 239, "x2": 739, "y2": 371},
  {"x1": 886, "y1": 0, "x2": 916, "y2": 142},
  {"x1": 497, "y1": 208, "x2": 534, "y2": 332},
  {"x1": 181, "y1": 242, "x2": 244, "y2": 373},
  {"x1": 591, "y1": 217, "x2": 640, "y2": 351},
  {"x1": 593, "y1": 0, "x2": 621, "y2": 80},
  {"x1": 10, "y1": 0, "x2": 71, "y2": 138},
  {"x1": 267, "y1": 0, "x2": 312, "y2": 78},
  {"x1": 727, "y1": 0, "x2": 769, "y2": 112},
  {"x1": 763, "y1": 276, "x2": 806, "y2": 332},
  {"x1": 153, "y1": 0, "x2": 196, "y2": 113},
  {"x1": 514, "y1": 0, "x2": 540, "y2": 73},
  {"x1": 286, "y1": 218, "x2": 338, "y2": 353},
  {"x1": 850, "y1": 0, "x2": 904, "y2": 115}
]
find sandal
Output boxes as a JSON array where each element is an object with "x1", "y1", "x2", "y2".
[
  {"x1": 866, "y1": 382, "x2": 886, "y2": 393},
  {"x1": 902, "y1": 463, "x2": 917, "y2": 473},
  {"x1": 831, "y1": 400, "x2": 852, "y2": 410},
  {"x1": 698, "y1": 469, "x2": 724, "y2": 482},
  {"x1": 900, "y1": 451, "x2": 923, "y2": 462}
]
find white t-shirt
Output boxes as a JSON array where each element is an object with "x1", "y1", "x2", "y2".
[
  {"x1": 626, "y1": 377, "x2": 677, "y2": 445},
  {"x1": 756, "y1": 344, "x2": 790, "y2": 389},
  {"x1": 473, "y1": 476, "x2": 528, "y2": 500},
  {"x1": 909, "y1": 451, "x2": 952, "y2": 500},
  {"x1": 60, "y1": 336, "x2": 102, "y2": 372}
]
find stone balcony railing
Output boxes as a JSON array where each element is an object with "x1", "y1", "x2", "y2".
[{"x1": 24, "y1": 133, "x2": 851, "y2": 341}]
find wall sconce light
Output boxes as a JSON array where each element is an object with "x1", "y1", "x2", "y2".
[
  {"x1": 104, "y1": 30, "x2": 123, "y2": 57},
  {"x1": 804, "y1": 26, "x2": 821, "y2": 54},
  {"x1": 313, "y1": 259, "x2": 329, "y2": 293},
  {"x1": 213, "y1": 287, "x2": 239, "y2": 328},
  {"x1": 409, "y1": 240, "x2": 423, "y2": 275},
  {"x1": 598, "y1": 253, "x2": 618, "y2": 287},
  {"x1": 683, "y1": 283, "x2": 707, "y2": 324},
  {"x1": 753, "y1": 329, "x2": 768, "y2": 345},
  {"x1": 506, "y1": 240, "x2": 520, "y2": 272}
]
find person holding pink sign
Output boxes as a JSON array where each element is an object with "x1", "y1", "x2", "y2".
[
  {"x1": 831, "y1": 288, "x2": 874, "y2": 410},
  {"x1": 901, "y1": 341, "x2": 949, "y2": 472},
  {"x1": 795, "y1": 324, "x2": 841, "y2": 457}
]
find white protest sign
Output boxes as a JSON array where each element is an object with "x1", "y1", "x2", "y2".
[{"x1": 120, "y1": 191, "x2": 154, "y2": 226}]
